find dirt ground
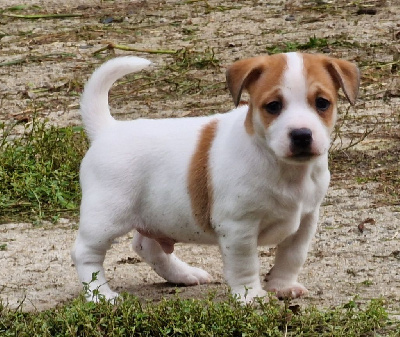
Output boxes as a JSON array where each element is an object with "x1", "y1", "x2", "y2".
[{"x1": 0, "y1": 0, "x2": 399, "y2": 313}]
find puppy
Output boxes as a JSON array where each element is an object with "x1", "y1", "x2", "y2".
[{"x1": 72, "y1": 52, "x2": 359, "y2": 302}]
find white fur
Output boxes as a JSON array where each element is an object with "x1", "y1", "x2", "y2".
[{"x1": 72, "y1": 54, "x2": 343, "y2": 303}]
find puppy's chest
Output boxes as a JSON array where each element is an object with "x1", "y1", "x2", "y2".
[
  {"x1": 269, "y1": 179, "x2": 322, "y2": 212},
  {"x1": 255, "y1": 179, "x2": 324, "y2": 245},
  {"x1": 253, "y1": 169, "x2": 324, "y2": 209},
  {"x1": 218, "y1": 163, "x2": 327, "y2": 224}
]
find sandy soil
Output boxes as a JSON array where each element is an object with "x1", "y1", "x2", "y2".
[{"x1": 0, "y1": 0, "x2": 399, "y2": 312}]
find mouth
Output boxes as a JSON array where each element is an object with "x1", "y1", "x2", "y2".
[{"x1": 287, "y1": 151, "x2": 317, "y2": 162}]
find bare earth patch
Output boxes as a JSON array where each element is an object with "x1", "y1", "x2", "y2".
[{"x1": 0, "y1": 0, "x2": 399, "y2": 312}]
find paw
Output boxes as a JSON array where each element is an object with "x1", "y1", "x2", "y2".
[
  {"x1": 85, "y1": 287, "x2": 119, "y2": 303},
  {"x1": 232, "y1": 287, "x2": 268, "y2": 304},
  {"x1": 164, "y1": 265, "x2": 212, "y2": 286},
  {"x1": 85, "y1": 286, "x2": 119, "y2": 303},
  {"x1": 264, "y1": 279, "x2": 308, "y2": 300}
]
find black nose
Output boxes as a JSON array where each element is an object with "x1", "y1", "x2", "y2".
[{"x1": 290, "y1": 128, "x2": 312, "y2": 151}]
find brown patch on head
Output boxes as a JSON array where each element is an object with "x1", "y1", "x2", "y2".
[
  {"x1": 302, "y1": 53, "x2": 360, "y2": 129},
  {"x1": 188, "y1": 119, "x2": 218, "y2": 231},
  {"x1": 226, "y1": 54, "x2": 287, "y2": 135},
  {"x1": 244, "y1": 105, "x2": 255, "y2": 134}
]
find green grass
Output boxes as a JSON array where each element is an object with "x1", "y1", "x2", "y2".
[
  {"x1": 265, "y1": 35, "x2": 361, "y2": 55},
  {"x1": 266, "y1": 36, "x2": 330, "y2": 54},
  {"x1": 0, "y1": 294, "x2": 398, "y2": 336},
  {"x1": 0, "y1": 118, "x2": 87, "y2": 223}
]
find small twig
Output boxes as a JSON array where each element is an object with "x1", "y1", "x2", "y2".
[
  {"x1": 92, "y1": 42, "x2": 177, "y2": 55},
  {"x1": 0, "y1": 53, "x2": 75, "y2": 67},
  {"x1": 373, "y1": 250, "x2": 400, "y2": 259},
  {"x1": 2, "y1": 13, "x2": 83, "y2": 19},
  {"x1": 14, "y1": 294, "x2": 27, "y2": 312},
  {"x1": 32, "y1": 190, "x2": 43, "y2": 219}
]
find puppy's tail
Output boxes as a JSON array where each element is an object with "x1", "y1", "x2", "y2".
[{"x1": 80, "y1": 56, "x2": 152, "y2": 142}]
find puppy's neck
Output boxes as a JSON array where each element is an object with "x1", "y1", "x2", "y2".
[{"x1": 280, "y1": 154, "x2": 328, "y2": 183}]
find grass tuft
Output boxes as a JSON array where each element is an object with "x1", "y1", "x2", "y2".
[
  {"x1": 172, "y1": 47, "x2": 219, "y2": 70},
  {"x1": 266, "y1": 36, "x2": 329, "y2": 54},
  {"x1": 0, "y1": 118, "x2": 87, "y2": 223},
  {"x1": 0, "y1": 295, "x2": 398, "y2": 336}
]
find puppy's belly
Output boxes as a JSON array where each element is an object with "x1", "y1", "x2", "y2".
[
  {"x1": 136, "y1": 207, "x2": 217, "y2": 247},
  {"x1": 137, "y1": 228, "x2": 177, "y2": 253},
  {"x1": 257, "y1": 219, "x2": 299, "y2": 246}
]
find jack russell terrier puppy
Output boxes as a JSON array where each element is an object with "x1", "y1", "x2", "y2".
[{"x1": 72, "y1": 52, "x2": 360, "y2": 302}]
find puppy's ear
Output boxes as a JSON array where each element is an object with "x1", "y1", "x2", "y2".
[
  {"x1": 226, "y1": 56, "x2": 266, "y2": 107},
  {"x1": 326, "y1": 58, "x2": 360, "y2": 105}
]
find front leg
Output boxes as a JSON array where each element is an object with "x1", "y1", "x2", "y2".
[
  {"x1": 218, "y1": 220, "x2": 267, "y2": 303},
  {"x1": 265, "y1": 211, "x2": 319, "y2": 299}
]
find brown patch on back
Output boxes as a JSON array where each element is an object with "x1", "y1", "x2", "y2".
[
  {"x1": 226, "y1": 54, "x2": 287, "y2": 135},
  {"x1": 188, "y1": 119, "x2": 218, "y2": 231},
  {"x1": 302, "y1": 53, "x2": 360, "y2": 130}
]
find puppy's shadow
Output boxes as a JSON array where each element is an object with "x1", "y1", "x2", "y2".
[{"x1": 121, "y1": 281, "x2": 226, "y2": 302}]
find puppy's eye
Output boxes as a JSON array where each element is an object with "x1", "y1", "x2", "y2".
[
  {"x1": 315, "y1": 97, "x2": 330, "y2": 112},
  {"x1": 263, "y1": 101, "x2": 282, "y2": 115}
]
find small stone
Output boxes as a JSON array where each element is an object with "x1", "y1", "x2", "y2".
[
  {"x1": 285, "y1": 14, "x2": 296, "y2": 21},
  {"x1": 356, "y1": 8, "x2": 377, "y2": 15},
  {"x1": 101, "y1": 17, "x2": 114, "y2": 24},
  {"x1": 322, "y1": 47, "x2": 331, "y2": 53}
]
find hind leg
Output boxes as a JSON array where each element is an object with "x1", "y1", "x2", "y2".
[
  {"x1": 71, "y1": 201, "x2": 134, "y2": 302},
  {"x1": 132, "y1": 233, "x2": 212, "y2": 285},
  {"x1": 72, "y1": 232, "x2": 118, "y2": 302}
]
